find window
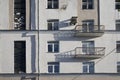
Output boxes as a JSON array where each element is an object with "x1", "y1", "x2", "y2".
[
  {"x1": 47, "y1": 0, "x2": 59, "y2": 9},
  {"x1": 83, "y1": 62, "x2": 94, "y2": 73},
  {"x1": 82, "y1": 20, "x2": 94, "y2": 32},
  {"x1": 116, "y1": 20, "x2": 120, "y2": 31},
  {"x1": 47, "y1": 19, "x2": 59, "y2": 30},
  {"x1": 48, "y1": 62, "x2": 59, "y2": 73},
  {"x1": 48, "y1": 41, "x2": 59, "y2": 53},
  {"x1": 116, "y1": 41, "x2": 120, "y2": 53},
  {"x1": 117, "y1": 62, "x2": 120, "y2": 73},
  {"x1": 116, "y1": 0, "x2": 120, "y2": 9},
  {"x1": 14, "y1": 41, "x2": 26, "y2": 73},
  {"x1": 82, "y1": 0, "x2": 94, "y2": 9},
  {"x1": 82, "y1": 41, "x2": 95, "y2": 54},
  {"x1": 14, "y1": 0, "x2": 26, "y2": 30}
]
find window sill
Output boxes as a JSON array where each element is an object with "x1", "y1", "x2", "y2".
[
  {"x1": 47, "y1": 29, "x2": 59, "y2": 31},
  {"x1": 46, "y1": 8, "x2": 59, "y2": 9},
  {"x1": 82, "y1": 9, "x2": 94, "y2": 10},
  {"x1": 47, "y1": 72, "x2": 60, "y2": 74},
  {"x1": 47, "y1": 52, "x2": 59, "y2": 53}
]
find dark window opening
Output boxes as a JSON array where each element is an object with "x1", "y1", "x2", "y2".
[
  {"x1": 14, "y1": 41, "x2": 26, "y2": 73},
  {"x1": 14, "y1": 0, "x2": 26, "y2": 30},
  {"x1": 116, "y1": 20, "x2": 120, "y2": 31},
  {"x1": 116, "y1": 41, "x2": 120, "y2": 53},
  {"x1": 117, "y1": 62, "x2": 120, "y2": 73},
  {"x1": 116, "y1": 0, "x2": 120, "y2": 9}
]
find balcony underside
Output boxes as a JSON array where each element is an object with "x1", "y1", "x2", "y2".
[
  {"x1": 55, "y1": 53, "x2": 105, "y2": 60},
  {"x1": 75, "y1": 32, "x2": 104, "y2": 37},
  {"x1": 74, "y1": 54, "x2": 104, "y2": 59}
]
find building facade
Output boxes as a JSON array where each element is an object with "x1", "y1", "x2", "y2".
[{"x1": 0, "y1": 0, "x2": 120, "y2": 80}]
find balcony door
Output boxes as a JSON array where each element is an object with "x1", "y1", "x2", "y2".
[
  {"x1": 82, "y1": 41, "x2": 95, "y2": 54},
  {"x1": 14, "y1": 41, "x2": 26, "y2": 73},
  {"x1": 83, "y1": 62, "x2": 94, "y2": 73},
  {"x1": 82, "y1": 20, "x2": 94, "y2": 32}
]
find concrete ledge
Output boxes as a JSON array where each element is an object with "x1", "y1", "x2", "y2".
[{"x1": 0, "y1": 73, "x2": 119, "y2": 80}]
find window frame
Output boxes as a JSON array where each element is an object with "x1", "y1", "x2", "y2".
[
  {"x1": 82, "y1": 20, "x2": 94, "y2": 32},
  {"x1": 116, "y1": 41, "x2": 120, "y2": 53},
  {"x1": 82, "y1": 0, "x2": 94, "y2": 9},
  {"x1": 14, "y1": 41, "x2": 26, "y2": 73},
  {"x1": 83, "y1": 62, "x2": 94, "y2": 73},
  {"x1": 82, "y1": 41, "x2": 95, "y2": 54},
  {"x1": 47, "y1": 0, "x2": 59, "y2": 9},
  {"x1": 117, "y1": 62, "x2": 120, "y2": 73},
  {"x1": 116, "y1": 20, "x2": 120, "y2": 31},
  {"x1": 48, "y1": 62, "x2": 59, "y2": 73},
  {"x1": 48, "y1": 41, "x2": 59, "y2": 53},
  {"x1": 116, "y1": 0, "x2": 120, "y2": 9},
  {"x1": 47, "y1": 19, "x2": 59, "y2": 30},
  {"x1": 14, "y1": 0, "x2": 26, "y2": 30}
]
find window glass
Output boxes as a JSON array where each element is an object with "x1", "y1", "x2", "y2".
[
  {"x1": 116, "y1": 20, "x2": 120, "y2": 31},
  {"x1": 88, "y1": 4, "x2": 93, "y2": 9},
  {"x1": 14, "y1": 41, "x2": 26, "y2": 73},
  {"x1": 48, "y1": 44, "x2": 53, "y2": 52},
  {"x1": 47, "y1": 0, "x2": 59, "y2": 9},
  {"x1": 82, "y1": 41, "x2": 95, "y2": 54},
  {"x1": 48, "y1": 41, "x2": 59, "y2": 53},
  {"x1": 82, "y1": 0, "x2": 93, "y2": 9},
  {"x1": 89, "y1": 63, "x2": 94, "y2": 73},
  {"x1": 54, "y1": 21, "x2": 59, "y2": 30},
  {"x1": 54, "y1": 0, "x2": 59, "y2": 8},
  {"x1": 54, "y1": 65, "x2": 59, "y2": 73},
  {"x1": 117, "y1": 62, "x2": 120, "y2": 73},
  {"x1": 47, "y1": 20, "x2": 59, "y2": 30},
  {"x1": 14, "y1": 0, "x2": 26, "y2": 30},
  {"x1": 82, "y1": 20, "x2": 94, "y2": 32},
  {"x1": 48, "y1": 62, "x2": 59, "y2": 73},
  {"x1": 116, "y1": 0, "x2": 120, "y2": 9},
  {"x1": 48, "y1": 65, "x2": 53, "y2": 73},
  {"x1": 116, "y1": 41, "x2": 120, "y2": 53},
  {"x1": 83, "y1": 0, "x2": 87, "y2": 2},
  {"x1": 83, "y1": 65, "x2": 88, "y2": 73},
  {"x1": 82, "y1": 3, "x2": 87, "y2": 9},
  {"x1": 83, "y1": 62, "x2": 94, "y2": 73},
  {"x1": 48, "y1": 0, "x2": 52, "y2": 8},
  {"x1": 54, "y1": 44, "x2": 59, "y2": 52}
]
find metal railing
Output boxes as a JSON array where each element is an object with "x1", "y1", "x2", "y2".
[
  {"x1": 55, "y1": 50, "x2": 75, "y2": 58},
  {"x1": 74, "y1": 25, "x2": 105, "y2": 32},
  {"x1": 75, "y1": 47, "x2": 105, "y2": 55},
  {"x1": 55, "y1": 47, "x2": 105, "y2": 59}
]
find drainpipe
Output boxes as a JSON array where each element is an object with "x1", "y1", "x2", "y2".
[
  {"x1": 98, "y1": 0, "x2": 100, "y2": 31},
  {"x1": 37, "y1": 0, "x2": 40, "y2": 80}
]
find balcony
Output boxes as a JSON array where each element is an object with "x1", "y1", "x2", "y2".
[
  {"x1": 75, "y1": 47, "x2": 105, "y2": 59},
  {"x1": 74, "y1": 25, "x2": 105, "y2": 37},
  {"x1": 55, "y1": 47, "x2": 105, "y2": 60}
]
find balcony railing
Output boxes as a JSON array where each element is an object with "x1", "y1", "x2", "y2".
[
  {"x1": 74, "y1": 25, "x2": 105, "y2": 37},
  {"x1": 75, "y1": 47, "x2": 105, "y2": 59},
  {"x1": 55, "y1": 47, "x2": 105, "y2": 59}
]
